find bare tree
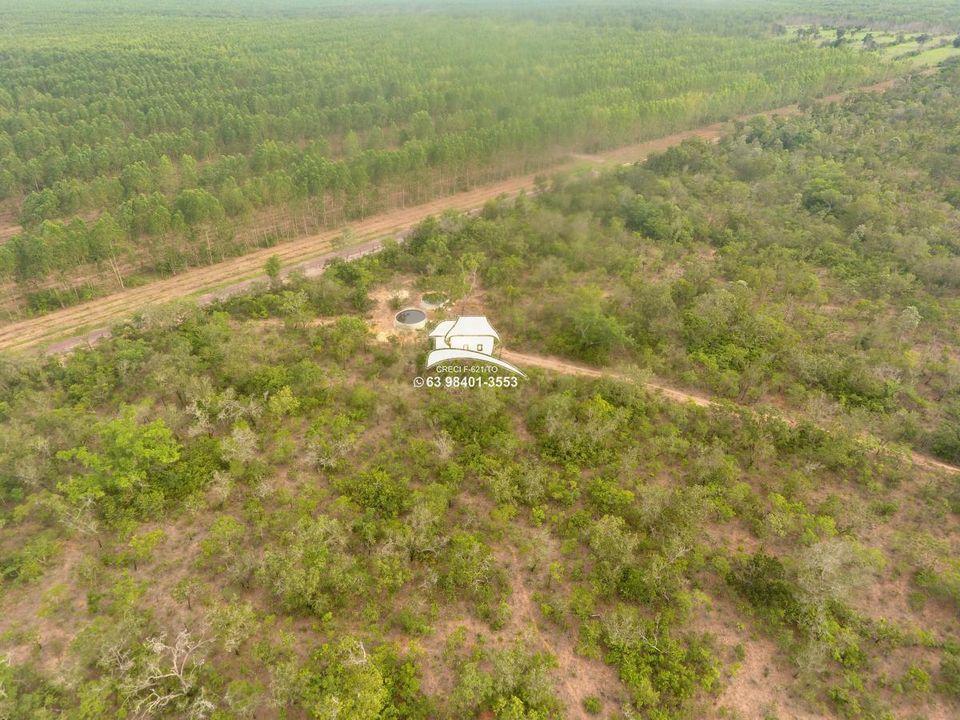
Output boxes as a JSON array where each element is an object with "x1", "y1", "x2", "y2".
[
  {"x1": 43, "y1": 492, "x2": 102, "y2": 548},
  {"x1": 120, "y1": 630, "x2": 215, "y2": 719}
]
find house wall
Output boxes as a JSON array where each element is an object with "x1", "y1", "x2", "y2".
[{"x1": 449, "y1": 334, "x2": 495, "y2": 355}]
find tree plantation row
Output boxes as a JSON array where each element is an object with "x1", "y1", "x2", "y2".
[
  {"x1": 370, "y1": 65, "x2": 960, "y2": 465},
  {"x1": 0, "y1": 2, "x2": 890, "y2": 316},
  {"x1": 2, "y1": 57, "x2": 960, "y2": 719}
]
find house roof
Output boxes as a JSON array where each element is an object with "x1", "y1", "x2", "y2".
[
  {"x1": 447, "y1": 316, "x2": 499, "y2": 340},
  {"x1": 428, "y1": 320, "x2": 456, "y2": 337}
]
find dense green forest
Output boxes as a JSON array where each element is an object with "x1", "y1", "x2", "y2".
[
  {"x1": 0, "y1": 0, "x2": 900, "y2": 316},
  {"x1": 3, "y1": 49, "x2": 960, "y2": 719}
]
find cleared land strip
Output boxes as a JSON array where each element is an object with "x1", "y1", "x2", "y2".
[
  {"x1": 0, "y1": 77, "x2": 901, "y2": 354},
  {"x1": 501, "y1": 350, "x2": 960, "y2": 477}
]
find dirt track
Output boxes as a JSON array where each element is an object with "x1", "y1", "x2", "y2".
[
  {"x1": 501, "y1": 350, "x2": 960, "y2": 476},
  {"x1": 502, "y1": 350, "x2": 713, "y2": 407},
  {"x1": 3, "y1": 73, "x2": 948, "y2": 474},
  {"x1": 0, "y1": 78, "x2": 900, "y2": 355}
]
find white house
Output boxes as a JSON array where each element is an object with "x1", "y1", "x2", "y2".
[
  {"x1": 425, "y1": 315, "x2": 524, "y2": 376},
  {"x1": 429, "y1": 316, "x2": 500, "y2": 356}
]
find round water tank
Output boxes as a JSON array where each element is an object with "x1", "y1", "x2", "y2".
[{"x1": 395, "y1": 308, "x2": 427, "y2": 330}]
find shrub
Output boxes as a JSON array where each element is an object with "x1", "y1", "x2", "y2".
[
  {"x1": 582, "y1": 695, "x2": 602, "y2": 714},
  {"x1": 727, "y1": 552, "x2": 804, "y2": 626}
]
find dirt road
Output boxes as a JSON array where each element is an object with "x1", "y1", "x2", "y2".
[
  {"x1": 0, "y1": 78, "x2": 900, "y2": 354},
  {"x1": 502, "y1": 350, "x2": 716, "y2": 407},
  {"x1": 2, "y1": 72, "x2": 947, "y2": 474},
  {"x1": 501, "y1": 350, "x2": 960, "y2": 476}
]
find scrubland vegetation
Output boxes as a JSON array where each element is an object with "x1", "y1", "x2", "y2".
[
  {"x1": 2, "y1": 253, "x2": 960, "y2": 718},
  {"x1": 382, "y1": 65, "x2": 960, "y2": 465},
  {"x1": 3, "y1": 2, "x2": 960, "y2": 719}
]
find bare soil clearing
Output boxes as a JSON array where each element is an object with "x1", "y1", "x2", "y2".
[
  {"x1": 0, "y1": 77, "x2": 900, "y2": 355},
  {"x1": 691, "y1": 593, "x2": 821, "y2": 720},
  {"x1": 500, "y1": 534, "x2": 625, "y2": 719}
]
